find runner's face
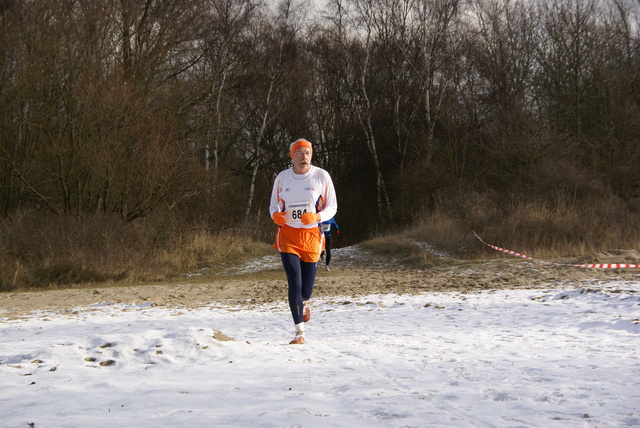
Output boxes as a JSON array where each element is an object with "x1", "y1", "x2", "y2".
[{"x1": 292, "y1": 148, "x2": 312, "y2": 174}]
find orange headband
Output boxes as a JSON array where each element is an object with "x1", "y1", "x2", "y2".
[{"x1": 289, "y1": 139, "x2": 312, "y2": 158}]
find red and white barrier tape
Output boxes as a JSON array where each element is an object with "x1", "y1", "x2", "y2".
[{"x1": 468, "y1": 227, "x2": 640, "y2": 269}]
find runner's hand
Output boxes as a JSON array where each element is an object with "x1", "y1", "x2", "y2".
[
  {"x1": 301, "y1": 212, "x2": 321, "y2": 225},
  {"x1": 273, "y1": 212, "x2": 287, "y2": 226}
]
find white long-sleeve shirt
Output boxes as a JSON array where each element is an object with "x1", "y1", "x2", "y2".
[{"x1": 270, "y1": 166, "x2": 337, "y2": 229}]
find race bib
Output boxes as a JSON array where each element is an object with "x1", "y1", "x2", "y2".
[{"x1": 286, "y1": 201, "x2": 314, "y2": 226}]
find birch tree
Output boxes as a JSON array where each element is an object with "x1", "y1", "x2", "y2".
[
  {"x1": 341, "y1": 0, "x2": 392, "y2": 219},
  {"x1": 200, "y1": 0, "x2": 260, "y2": 175},
  {"x1": 241, "y1": 0, "x2": 306, "y2": 223}
]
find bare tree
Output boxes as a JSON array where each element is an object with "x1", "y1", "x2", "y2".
[
  {"x1": 469, "y1": 0, "x2": 546, "y2": 183},
  {"x1": 337, "y1": 0, "x2": 392, "y2": 219},
  {"x1": 240, "y1": 0, "x2": 307, "y2": 223},
  {"x1": 199, "y1": 0, "x2": 261, "y2": 175},
  {"x1": 304, "y1": 0, "x2": 354, "y2": 173},
  {"x1": 413, "y1": 0, "x2": 462, "y2": 164}
]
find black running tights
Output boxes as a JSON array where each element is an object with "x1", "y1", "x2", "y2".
[{"x1": 280, "y1": 252, "x2": 317, "y2": 324}]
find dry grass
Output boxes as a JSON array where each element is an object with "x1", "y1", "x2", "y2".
[
  {"x1": 358, "y1": 212, "x2": 477, "y2": 267},
  {"x1": 427, "y1": 193, "x2": 640, "y2": 261},
  {"x1": 359, "y1": 194, "x2": 640, "y2": 265},
  {"x1": 0, "y1": 214, "x2": 273, "y2": 292},
  {"x1": 358, "y1": 236, "x2": 430, "y2": 267},
  {"x1": 473, "y1": 197, "x2": 640, "y2": 259},
  {"x1": 157, "y1": 231, "x2": 273, "y2": 276}
]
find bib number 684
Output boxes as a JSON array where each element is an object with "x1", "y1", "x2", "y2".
[{"x1": 291, "y1": 209, "x2": 307, "y2": 220}]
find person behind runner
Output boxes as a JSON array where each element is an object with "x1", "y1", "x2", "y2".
[
  {"x1": 320, "y1": 217, "x2": 340, "y2": 271},
  {"x1": 270, "y1": 139, "x2": 338, "y2": 345}
]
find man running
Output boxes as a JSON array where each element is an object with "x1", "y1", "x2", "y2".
[{"x1": 270, "y1": 139, "x2": 338, "y2": 344}]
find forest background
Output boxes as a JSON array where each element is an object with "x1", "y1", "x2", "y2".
[{"x1": 1, "y1": 0, "x2": 639, "y2": 291}]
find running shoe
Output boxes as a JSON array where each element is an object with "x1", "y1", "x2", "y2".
[
  {"x1": 289, "y1": 333, "x2": 305, "y2": 345},
  {"x1": 303, "y1": 305, "x2": 311, "y2": 322}
]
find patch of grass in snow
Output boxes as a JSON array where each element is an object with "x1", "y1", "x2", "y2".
[{"x1": 358, "y1": 236, "x2": 451, "y2": 268}]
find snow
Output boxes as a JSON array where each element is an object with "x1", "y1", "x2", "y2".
[{"x1": 1, "y1": 264, "x2": 639, "y2": 427}]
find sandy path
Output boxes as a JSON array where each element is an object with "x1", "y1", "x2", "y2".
[{"x1": 2, "y1": 247, "x2": 638, "y2": 319}]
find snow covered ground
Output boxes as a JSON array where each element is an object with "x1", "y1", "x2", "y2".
[{"x1": 1, "y1": 268, "x2": 639, "y2": 427}]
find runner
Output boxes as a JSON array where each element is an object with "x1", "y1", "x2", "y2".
[
  {"x1": 270, "y1": 139, "x2": 338, "y2": 344},
  {"x1": 320, "y1": 217, "x2": 340, "y2": 271}
]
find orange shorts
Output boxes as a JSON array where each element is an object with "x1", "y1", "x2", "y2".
[{"x1": 274, "y1": 225, "x2": 325, "y2": 263}]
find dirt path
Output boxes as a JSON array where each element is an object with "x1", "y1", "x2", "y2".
[{"x1": 1, "y1": 249, "x2": 639, "y2": 319}]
